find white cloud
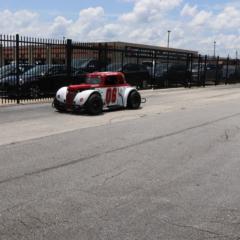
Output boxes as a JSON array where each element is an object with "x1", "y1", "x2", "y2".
[
  {"x1": 49, "y1": 16, "x2": 72, "y2": 38},
  {"x1": 0, "y1": 9, "x2": 39, "y2": 35},
  {"x1": 67, "y1": 7, "x2": 105, "y2": 40},
  {"x1": 0, "y1": 1, "x2": 240, "y2": 57},
  {"x1": 181, "y1": 4, "x2": 198, "y2": 17},
  {"x1": 190, "y1": 10, "x2": 212, "y2": 27},
  {"x1": 120, "y1": 0, "x2": 182, "y2": 23},
  {"x1": 211, "y1": 6, "x2": 240, "y2": 30}
]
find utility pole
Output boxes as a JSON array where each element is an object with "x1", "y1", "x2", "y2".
[
  {"x1": 213, "y1": 41, "x2": 216, "y2": 58},
  {"x1": 236, "y1": 50, "x2": 238, "y2": 72},
  {"x1": 167, "y1": 30, "x2": 171, "y2": 48}
]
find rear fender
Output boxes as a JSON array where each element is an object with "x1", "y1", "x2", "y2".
[
  {"x1": 74, "y1": 90, "x2": 101, "y2": 107},
  {"x1": 122, "y1": 87, "x2": 137, "y2": 107}
]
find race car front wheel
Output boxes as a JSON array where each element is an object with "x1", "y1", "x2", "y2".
[
  {"x1": 86, "y1": 94, "x2": 103, "y2": 115},
  {"x1": 127, "y1": 91, "x2": 141, "y2": 109},
  {"x1": 53, "y1": 97, "x2": 66, "y2": 112}
]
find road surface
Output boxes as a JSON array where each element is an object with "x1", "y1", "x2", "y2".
[{"x1": 1, "y1": 85, "x2": 240, "y2": 239}]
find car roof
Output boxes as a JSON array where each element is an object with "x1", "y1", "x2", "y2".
[{"x1": 87, "y1": 71, "x2": 124, "y2": 77}]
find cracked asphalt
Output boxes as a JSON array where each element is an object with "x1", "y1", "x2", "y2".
[{"x1": 1, "y1": 85, "x2": 240, "y2": 239}]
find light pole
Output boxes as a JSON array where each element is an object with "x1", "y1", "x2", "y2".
[
  {"x1": 236, "y1": 50, "x2": 238, "y2": 73},
  {"x1": 213, "y1": 41, "x2": 216, "y2": 57},
  {"x1": 167, "y1": 30, "x2": 171, "y2": 48},
  {"x1": 166, "y1": 30, "x2": 171, "y2": 88}
]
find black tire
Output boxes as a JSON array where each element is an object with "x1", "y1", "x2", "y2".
[
  {"x1": 53, "y1": 98, "x2": 66, "y2": 112},
  {"x1": 127, "y1": 91, "x2": 141, "y2": 109},
  {"x1": 86, "y1": 94, "x2": 103, "y2": 115}
]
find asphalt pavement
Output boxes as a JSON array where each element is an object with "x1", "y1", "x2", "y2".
[{"x1": 1, "y1": 85, "x2": 240, "y2": 239}]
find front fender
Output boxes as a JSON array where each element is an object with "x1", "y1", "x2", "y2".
[
  {"x1": 55, "y1": 87, "x2": 68, "y2": 103},
  {"x1": 74, "y1": 90, "x2": 100, "y2": 107}
]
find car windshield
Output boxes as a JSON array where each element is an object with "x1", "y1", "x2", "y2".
[
  {"x1": 74, "y1": 69, "x2": 86, "y2": 75},
  {"x1": 207, "y1": 64, "x2": 216, "y2": 70},
  {"x1": 192, "y1": 63, "x2": 199, "y2": 69},
  {"x1": 106, "y1": 63, "x2": 122, "y2": 71},
  {"x1": 85, "y1": 76, "x2": 101, "y2": 84},
  {"x1": 22, "y1": 65, "x2": 50, "y2": 76},
  {"x1": 72, "y1": 59, "x2": 90, "y2": 68},
  {"x1": 0, "y1": 64, "x2": 16, "y2": 77}
]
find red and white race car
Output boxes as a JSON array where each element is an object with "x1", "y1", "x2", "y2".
[{"x1": 53, "y1": 72, "x2": 142, "y2": 115}]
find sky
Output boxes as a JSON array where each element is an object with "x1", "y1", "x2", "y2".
[{"x1": 0, "y1": 0, "x2": 239, "y2": 57}]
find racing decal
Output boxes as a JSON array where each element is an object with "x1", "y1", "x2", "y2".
[
  {"x1": 106, "y1": 88, "x2": 118, "y2": 105},
  {"x1": 112, "y1": 88, "x2": 117, "y2": 102}
]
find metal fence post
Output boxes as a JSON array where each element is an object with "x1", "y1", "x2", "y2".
[
  {"x1": 215, "y1": 56, "x2": 219, "y2": 85},
  {"x1": 166, "y1": 50, "x2": 170, "y2": 88},
  {"x1": 203, "y1": 55, "x2": 207, "y2": 87},
  {"x1": 235, "y1": 55, "x2": 238, "y2": 82},
  {"x1": 66, "y1": 39, "x2": 72, "y2": 81},
  {"x1": 98, "y1": 43, "x2": 108, "y2": 71},
  {"x1": 104, "y1": 43, "x2": 108, "y2": 71},
  {"x1": 225, "y1": 57, "x2": 229, "y2": 85},
  {"x1": 121, "y1": 50, "x2": 124, "y2": 69},
  {"x1": 98, "y1": 43, "x2": 102, "y2": 70},
  {"x1": 189, "y1": 53, "x2": 193, "y2": 88},
  {"x1": 152, "y1": 51, "x2": 156, "y2": 89},
  {"x1": 16, "y1": 34, "x2": 20, "y2": 104},
  {"x1": 197, "y1": 54, "x2": 201, "y2": 86}
]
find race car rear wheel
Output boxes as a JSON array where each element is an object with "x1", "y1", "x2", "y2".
[
  {"x1": 86, "y1": 94, "x2": 103, "y2": 115},
  {"x1": 127, "y1": 91, "x2": 141, "y2": 109}
]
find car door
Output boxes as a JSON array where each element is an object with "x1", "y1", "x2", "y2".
[
  {"x1": 42, "y1": 66, "x2": 58, "y2": 94},
  {"x1": 47, "y1": 65, "x2": 69, "y2": 93},
  {"x1": 104, "y1": 76, "x2": 119, "y2": 106}
]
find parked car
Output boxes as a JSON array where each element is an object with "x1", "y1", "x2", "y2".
[
  {"x1": 106, "y1": 63, "x2": 150, "y2": 88},
  {"x1": 53, "y1": 71, "x2": 142, "y2": 115},
  {"x1": 153, "y1": 63, "x2": 171, "y2": 87},
  {"x1": 0, "y1": 64, "x2": 34, "y2": 94},
  {"x1": 18, "y1": 64, "x2": 86, "y2": 98},
  {"x1": 72, "y1": 69, "x2": 88, "y2": 83},
  {"x1": 0, "y1": 63, "x2": 33, "y2": 80},
  {"x1": 222, "y1": 65, "x2": 240, "y2": 83},
  {"x1": 142, "y1": 61, "x2": 154, "y2": 78},
  {"x1": 191, "y1": 63, "x2": 223, "y2": 85},
  {"x1": 162, "y1": 64, "x2": 190, "y2": 87},
  {"x1": 72, "y1": 58, "x2": 102, "y2": 72}
]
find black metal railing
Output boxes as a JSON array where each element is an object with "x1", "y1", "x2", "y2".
[{"x1": 0, "y1": 34, "x2": 239, "y2": 104}]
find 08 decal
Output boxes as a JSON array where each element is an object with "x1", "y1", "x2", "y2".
[{"x1": 106, "y1": 88, "x2": 117, "y2": 104}]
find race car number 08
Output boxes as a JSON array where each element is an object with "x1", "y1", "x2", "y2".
[{"x1": 106, "y1": 88, "x2": 117, "y2": 104}]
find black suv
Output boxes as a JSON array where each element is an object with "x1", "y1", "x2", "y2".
[
  {"x1": 19, "y1": 64, "x2": 86, "y2": 98},
  {"x1": 191, "y1": 63, "x2": 223, "y2": 85},
  {"x1": 106, "y1": 63, "x2": 150, "y2": 88},
  {"x1": 72, "y1": 58, "x2": 102, "y2": 72},
  {"x1": 163, "y1": 64, "x2": 190, "y2": 87}
]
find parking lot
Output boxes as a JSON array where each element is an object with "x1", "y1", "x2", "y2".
[{"x1": 1, "y1": 85, "x2": 240, "y2": 239}]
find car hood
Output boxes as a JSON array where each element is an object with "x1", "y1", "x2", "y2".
[{"x1": 0, "y1": 75, "x2": 17, "y2": 82}]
